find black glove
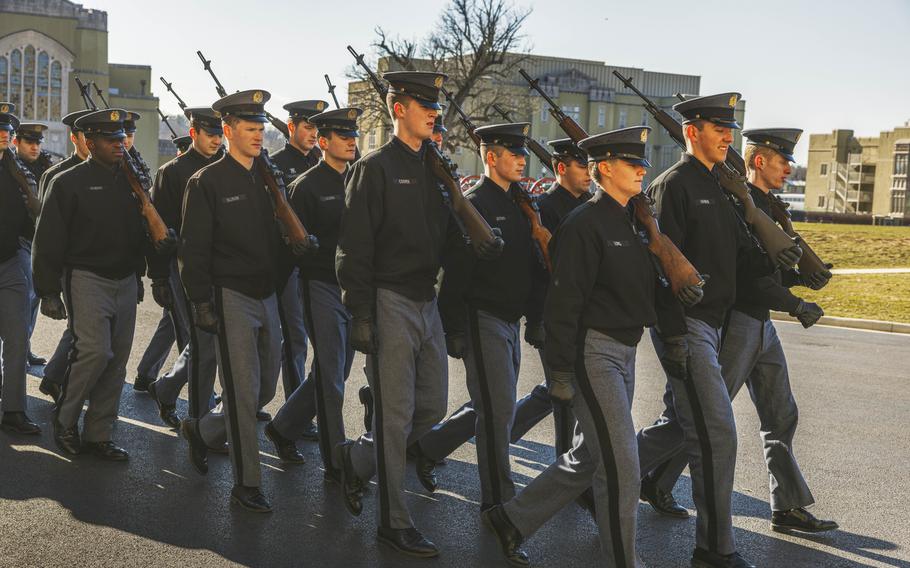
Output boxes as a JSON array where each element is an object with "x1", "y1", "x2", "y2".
[
  {"x1": 676, "y1": 274, "x2": 709, "y2": 308},
  {"x1": 524, "y1": 321, "x2": 545, "y2": 349},
  {"x1": 446, "y1": 333, "x2": 466, "y2": 359},
  {"x1": 291, "y1": 235, "x2": 320, "y2": 256},
  {"x1": 191, "y1": 301, "x2": 219, "y2": 334},
  {"x1": 154, "y1": 228, "x2": 178, "y2": 254},
  {"x1": 775, "y1": 245, "x2": 803, "y2": 269},
  {"x1": 151, "y1": 278, "x2": 173, "y2": 309},
  {"x1": 476, "y1": 227, "x2": 504, "y2": 261},
  {"x1": 659, "y1": 334, "x2": 689, "y2": 379},
  {"x1": 800, "y1": 263, "x2": 833, "y2": 291},
  {"x1": 791, "y1": 300, "x2": 823, "y2": 329},
  {"x1": 351, "y1": 315, "x2": 376, "y2": 355},
  {"x1": 548, "y1": 369, "x2": 576, "y2": 405},
  {"x1": 40, "y1": 295, "x2": 67, "y2": 320}
]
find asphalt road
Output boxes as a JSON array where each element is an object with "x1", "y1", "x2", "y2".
[{"x1": 1, "y1": 296, "x2": 908, "y2": 568}]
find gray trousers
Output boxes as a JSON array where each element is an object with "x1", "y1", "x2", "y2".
[
  {"x1": 58, "y1": 269, "x2": 137, "y2": 442},
  {"x1": 349, "y1": 288, "x2": 448, "y2": 529},
  {"x1": 649, "y1": 309, "x2": 813, "y2": 512},
  {"x1": 273, "y1": 279, "x2": 353, "y2": 471},
  {"x1": 505, "y1": 330, "x2": 642, "y2": 568},
  {"x1": 0, "y1": 255, "x2": 29, "y2": 412},
  {"x1": 135, "y1": 308, "x2": 176, "y2": 380},
  {"x1": 43, "y1": 328, "x2": 72, "y2": 386},
  {"x1": 277, "y1": 268, "x2": 308, "y2": 402},
  {"x1": 16, "y1": 239, "x2": 39, "y2": 342},
  {"x1": 638, "y1": 317, "x2": 737, "y2": 555},
  {"x1": 199, "y1": 287, "x2": 280, "y2": 488}
]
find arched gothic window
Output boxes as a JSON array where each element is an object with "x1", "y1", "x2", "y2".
[{"x1": 0, "y1": 33, "x2": 74, "y2": 122}]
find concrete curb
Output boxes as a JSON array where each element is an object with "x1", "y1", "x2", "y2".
[{"x1": 771, "y1": 312, "x2": 910, "y2": 334}]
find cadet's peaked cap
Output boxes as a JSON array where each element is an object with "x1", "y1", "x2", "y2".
[
  {"x1": 283, "y1": 100, "x2": 329, "y2": 122},
  {"x1": 383, "y1": 71, "x2": 447, "y2": 110},
  {"x1": 212, "y1": 89, "x2": 271, "y2": 123},
  {"x1": 184, "y1": 106, "x2": 224, "y2": 135},
  {"x1": 548, "y1": 137, "x2": 587, "y2": 164},
  {"x1": 475, "y1": 122, "x2": 531, "y2": 156},
  {"x1": 62, "y1": 109, "x2": 93, "y2": 132},
  {"x1": 310, "y1": 107, "x2": 362, "y2": 138},
  {"x1": 673, "y1": 92, "x2": 742, "y2": 129},
  {"x1": 578, "y1": 126, "x2": 652, "y2": 167},
  {"x1": 123, "y1": 111, "x2": 141, "y2": 134},
  {"x1": 16, "y1": 122, "x2": 48, "y2": 142},
  {"x1": 742, "y1": 128, "x2": 803, "y2": 163},
  {"x1": 74, "y1": 108, "x2": 128, "y2": 139},
  {"x1": 0, "y1": 102, "x2": 19, "y2": 132},
  {"x1": 433, "y1": 113, "x2": 447, "y2": 134},
  {"x1": 173, "y1": 135, "x2": 193, "y2": 153}
]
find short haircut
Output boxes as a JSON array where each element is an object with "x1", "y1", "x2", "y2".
[
  {"x1": 744, "y1": 144, "x2": 777, "y2": 171},
  {"x1": 386, "y1": 92, "x2": 413, "y2": 116},
  {"x1": 480, "y1": 143, "x2": 506, "y2": 163},
  {"x1": 222, "y1": 115, "x2": 241, "y2": 129}
]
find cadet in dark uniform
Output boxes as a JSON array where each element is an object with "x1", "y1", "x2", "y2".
[
  {"x1": 485, "y1": 126, "x2": 658, "y2": 568},
  {"x1": 335, "y1": 71, "x2": 458, "y2": 558},
  {"x1": 266, "y1": 107, "x2": 363, "y2": 472},
  {"x1": 635, "y1": 94, "x2": 769, "y2": 568},
  {"x1": 179, "y1": 90, "x2": 290, "y2": 513},
  {"x1": 33, "y1": 108, "x2": 151, "y2": 460},
  {"x1": 173, "y1": 135, "x2": 192, "y2": 155},
  {"x1": 0, "y1": 104, "x2": 41, "y2": 435},
  {"x1": 145, "y1": 107, "x2": 224, "y2": 428},
  {"x1": 642, "y1": 128, "x2": 837, "y2": 535}
]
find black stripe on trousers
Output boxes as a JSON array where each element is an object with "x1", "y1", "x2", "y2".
[
  {"x1": 214, "y1": 287, "x2": 247, "y2": 487},
  {"x1": 573, "y1": 330, "x2": 627, "y2": 568},
  {"x1": 276, "y1": 293, "x2": 301, "y2": 402},
  {"x1": 370, "y1": 300, "x2": 391, "y2": 528},
  {"x1": 57, "y1": 268, "x2": 77, "y2": 420},
  {"x1": 184, "y1": 297, "x2": 204, "y2": 419},
  {"x1": 468, "y1": 307, "x2": 504, "y2": 504},
  {"x1": 300, "y1": 279, "x2": 333, "y2": 471}
]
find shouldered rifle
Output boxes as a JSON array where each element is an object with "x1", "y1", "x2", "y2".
[
  {"x1": 91, "y1": 82, "x2": 111, "y2": 109},
  {"x1": 325, "y1": 74, "x2": 341, "y2": 109},
  {"x1": 74, "y1": 76, "x2": 97, "y2": 111},
  {"x1": 258, "y1": 149, "x2": 319, "y2": 254},
  {"x1": 672, "y1": 92, "x2": 832, "y2": 287},
  {"x1": 159, "y1": 77, "x2": 188, "y2": 111},
  {"x1": 119, "y1": 141, "x2": 171, "y2": 251},
  {"x1": 158, "y1": 108, "x2": 179, "y2": 140},
  {"x1": 444, "y1": 88, "x2": 553, "y2": 271},
  {"x1": 491, "y1": 103, "x2": 555, "y2": 173},
  {"x1": 196, "y1": 50, "x2": 290, "y2": 140},
  {"x1": 522, "y1": 68, "x2": 705, "y2": 298},
  {"x1": 2, "y1": 147, "x2": 40, "y2": 220},
  {"x1": 347, "y1": 45, "x2": 503, "y2": 259}
]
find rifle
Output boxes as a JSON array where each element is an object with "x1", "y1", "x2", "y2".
[
  {"x1": 347, "y1": 45, "x2": 502, "y2": 258},
  {"x1": 325, "y1": 74, "x2": 341, "y2": 109},
  {"x1": 196, "y1": 50, "x2": 290, "y2": 139},
  {"x1": 491, "y1": 103, "x2": 555, "y2": 173},
  {"x1": 74, "y1": 76, "x2": 97, "y2": 111},
  {"x1": 159, "y1": 77, "x2": 188, "y2": 111},
  {"x1": 158, "y1": 108, "x2": 179, "y2": 140},
  {"x1": 2, "y1": 148, "x2": 41, "y2": 220},
  {"x1": 672, "y1": 92, "x2": 832, "y2": 287},
  {"x1": 520, "y1": 68, "x2": 705, "y2": 297},
  {"x1": 443, "y1": 88, "x2": 553, "y2": 271},
  {"x1": 91, "y1": 82, "x2": 111, "y2": 109}
]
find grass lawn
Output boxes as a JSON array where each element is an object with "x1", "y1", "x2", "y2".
[
  {"x1": 798, "y1": 273, "x2": 910, "y2": 323},
  {"x1": 792, "y1": 222, "x2": 910, "y2": 269}
]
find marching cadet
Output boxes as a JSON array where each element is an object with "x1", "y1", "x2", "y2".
[
  {"x1": 33, "y1": 108, "x2": 153, "y2": 460},
  {"x1": 144, "y1": 106, "x2": 224, "y2": 429},
  {"x1": 266, "y1": 106, "x2": 363, "y2": 472},
  {"x1": 641, "y1": 128, "x2": 837, "y2": 535},
  {"x1": 431, "y1": 112, "x2": 446, "y2": 147},
  {"x1": 636, "y1": 94, "x2": 772, "y2": 568},
  {"x1": 0, "y1": 103, "x2": 40, "y2": 435},
  {"x1": 173, "y1": 135, "x2": 193, "y2": 155},
  {"x1": 334, "y1": 71, "x2": 461, "y2": 558},
  {"x1": 267, "y1": 100, "x2": 328, "y2": 425},
  {"x1": 485, "y1": 126, "x2": 659, "y2": 568},
  {"x1": 179, "y1": 89, "x2": 293, "y2": 513}
]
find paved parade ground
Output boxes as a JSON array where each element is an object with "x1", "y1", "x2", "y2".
[{"x1": 1, "y1": 296, "x2": 908, "y2": 568}]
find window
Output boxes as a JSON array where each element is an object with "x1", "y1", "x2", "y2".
[
  {"x1": 10, "y1": 49, "x2": 21, "y2": 109},
  {"x1": 368, "y1": 129, "x2": 377, "y2": 150},
  {"x1": 641, "y1": 112, "x2": 649, "y2": 127},
  {"x1": 597, "y1": 106, "x2": 606, "y2": 128},
  {"x1": 817, "y1": 195, "x2": 826, "y2": 207},
  {"x1": 560, "y1": 105, "x2": 580, "y2": 122},
  {"x1": 618, "y1": 109, "x2": 627, "y2": 129},
  {"x1": 891, "y1": 191, "x2": 906, "y2": 214},
  {"x1": 1, "y1": 40, "x2": 70, "y2": 121},
  {"x1": 0, "y1": 56, "x2": 7, "y2": 100},
  {"x1": 894, "y1": 154, "x2": 908, "y2": 176},
  {"x1": 540, "y1": 106, "x2": 548, "y2": 123},
  {"x1": 36, "y1": 51, "x2": 49, "y2": 120},
  {"x1": 50, "y1": 61, "x2": 62, "y2": 119},
  {"x1": 820, "y1": 163, "x2": 828, "y2": 176},
  {"x1": 22, "y1": 45, "x2": 35, "y2": 119}
]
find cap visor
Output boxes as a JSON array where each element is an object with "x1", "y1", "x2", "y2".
[
  {"x1": 510, "y1": 146, "x2": 530, "y2": 157},
  {"x1": 201, "y1": 126, "x2": 224, "y2": 135},
  {"x1": 622, "y1": 157, "x2": 651, "y2": 168},
  {"x1": 416, "y1": 100, "x2": 442, "y2": 110},
  {"x1": 712, "y1": 119, "x2": 741, "y2": 129}
]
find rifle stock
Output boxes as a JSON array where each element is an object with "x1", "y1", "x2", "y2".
[
  {"x1": 2, "y1": 148, "x2": 41, "y2": 220},
  {"x1": 257, "y1": 151, "x2": 314, "y2": 248},
  {"x1": 121, "y1": 143, "x2": 170, "y2": 248}
]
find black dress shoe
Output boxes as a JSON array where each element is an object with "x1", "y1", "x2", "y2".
[
  {"x1": 148, "y1": 379, "x2": 180, "y2": 429},
  {"x1": 771, "y1": 508, "x2": 839, "y2": 533},
  {"x1": 230, "y1": 485, "x2": 272, "y2": 513},
  {"x1": 413, "y1": 446, "x2": 438, "y2": 493},
  {"x1": 641, "y1": 477, "x2": 689, "y2": 518},
  {"x1": 1, "y1": 412, "x2": 41, "y2": 435},
  {"x1": 28, "y1": 352, "x2": 47, "y2": 366},
  {"x1": 39, "y1": 378, "x2": 62, "y2": 405},
  {"x1": 54, "y1": 422, "x2": 81, "y2": 455},
  {"x1": 691, "y1": 548, "x2": 755, "y2": 568},
  {"x1": 336, "y1": 441, "x2": 363, "y2": 516},
  {"x1": 377, "y1": 527, "x2": 439, "y2": 558},
  {"x1": 181, "y1": 418, "x2": 208, "y2": 475},
  {"x1": 132, "y1": 374, "x2": 153, "y2": 392},
  {"x1": 481, "y1": 505, "x2": 530, "y2": 567},
  {"x1": 359, "y1": 385, "x2": 374, "y2": 432},
  {"x1": 84, "y1": 441, "x2": 129, "y2": 461},
  {"x1": 265, "y1": 421, "x2": 305, "y2": 464},
  {"x1": 299, "y1": 420, "x2": 319, "y2": 441},
  {"x1": 256, "y1": 409, "x2": 271, "y2": 422}
]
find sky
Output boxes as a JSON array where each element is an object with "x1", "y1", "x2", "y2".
[{"x1": 89, "y1": 0, "x2": 909, "y2": 164}]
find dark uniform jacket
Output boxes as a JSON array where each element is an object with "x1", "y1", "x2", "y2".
[
  {"x1": 537, "y1": 183, "x2": 592, "y2": 234},
  {"x1": 288, "y1": 160, "x2": 347, "y2": 285},
  {"x1": 179, "y1": 153, "x2": 285, "y2": 302},
  {"x1": 439, "y1": 176, "x2": 545, "y2": 336},
  {"x1": 649, "y1": 153, "x2": 770, "y2": 336},
  {"x1": 0, "y1": 160, "x2": 35, "y2": 263},
  {"x1": 147, "y1": 147, "x2": 222, "y2": 279},
  {"x1": 544, "y1": 189, "x2": 658, "y2": 371},
  {"x1": 32, "y1": 159, "x2": 149, "y2": 297},
  {"x1": 270, "y1": 143, "x2": 321, "y2": 188},
  {"x1": 39, "y1": 153, "x2": 83, "y2": 202},
  {"x1": 336, "y1": 136, "x2": 457, "y2": 320}
]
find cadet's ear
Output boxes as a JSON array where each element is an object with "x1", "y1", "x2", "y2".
[
  {"x1": 286, "y1": 120, "x2": 296, "y2": 136},
  {"x1": 754, "y1": 153, "x2": 765, "y2": 170},
  {"x1": 556, "y1": 161, "x2": 567, "y2": 176},
  {"x1": 597, "y1": 160, "x2": 611, "y2": 178},
  {"x1": 318, "y1": 134, "x2": 330, "y2": 151}
]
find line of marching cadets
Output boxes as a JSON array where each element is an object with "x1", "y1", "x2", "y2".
[{"x1": 0, "y1": 70, "x2": 840, "y2": 567}]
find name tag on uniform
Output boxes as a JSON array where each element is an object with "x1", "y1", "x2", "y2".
[
  {"x1": 697, "y1": 198, "x2": 715, "y2": 206},
  {"x1": 395, "y1": 178, "x2": 417, "y2": 185},
  {"x1": 222, "y1": 194, "x2": 248, "y2": 204},
  {"x1": 319, "y1": 195, "x2": 341, "y2": 202},
  {"x1": 495, "y1": 216, "x2": 507, "y2": 221},
  {"x1": 605, "y1": 240, "x2": 632, "y2": 247},
  {"x1": 287, "y1": 168, "x2": 297, "y2": 175},
  {"x1": 88, "y1": 185, "x2": 104, "y2": 191}
]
